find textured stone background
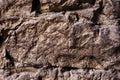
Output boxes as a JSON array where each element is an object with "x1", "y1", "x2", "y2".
[{"x1": 0, "y1": 0, "x2": 120, "y2": 80}]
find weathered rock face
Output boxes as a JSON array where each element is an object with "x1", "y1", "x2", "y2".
[{"x1": 0, "y1": 0, "x2": 120, "y2": 80}]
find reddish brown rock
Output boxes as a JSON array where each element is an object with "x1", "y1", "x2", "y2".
[{"x1": 0, "y1": 0, "x2": 120, "y2": 80}]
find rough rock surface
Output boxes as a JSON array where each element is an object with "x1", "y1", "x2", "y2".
[{"x1": 0, "y1": 0, "x2": 120, "y2": 80}]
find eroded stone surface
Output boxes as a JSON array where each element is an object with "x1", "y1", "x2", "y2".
[{"x1": 0, "y1": 0, "x2": 120, "y2": 80}]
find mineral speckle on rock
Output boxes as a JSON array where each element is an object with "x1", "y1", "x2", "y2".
[{"x1": 0, "y1": 0, "x2": 120, "y2": 80}]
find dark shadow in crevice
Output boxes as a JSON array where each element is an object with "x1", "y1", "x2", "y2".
[
  {"x1": 68, "y1": 13, "x2": 79, "y2": 23},
  {"x1": 92, "y1": 0, "x2": 103, "y2": 24},
  {"x1": 88, "y1": 55, "x2": 96, "y2": 59},
  {"x1": 62, "y1": 4, "x2": 80, "y2": 11},
  {"x1": 5, "y1": 49, "x2": 15, "y2": 67},
  {"x1": 117, "y1": 19, "x2": 120, "y2": 25},
  {"x1": 89, "y1": 0, "x2": 96, "y2": 5},
  {"x1": 0, "y1": 35, "x2": 4, "y2": 47},
  {"x1": 79, "y1": 0, "x2": 96, "y2": 5},
  {"x1": 110, "y1": 45, "x2": 120, "y2": 55},
  {"x1": 80, "y1": 55, "x2": 96, "y2": 60},
  {"x1": 0, "y1": 29, "x2": 9, "y2": 47},
  {"x1": 46, "y1": 65, "x2": 79, "y2": 72},
  {"x1": 62, "y1": 66, "x2": 79, "y2": 72},
  {"x1": 37, "y1": 76, "x2": 42, "y2": 80},
  {"x1": 31, "y1": 0, "x2": 41, "y2": 14},
  {"x1": 52, "y1": 0, "x2": 96, "y2": 12}
]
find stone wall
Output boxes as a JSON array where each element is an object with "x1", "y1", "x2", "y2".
[{"x1": 0, "y1": 0, "x2": 120, "y2": 80}]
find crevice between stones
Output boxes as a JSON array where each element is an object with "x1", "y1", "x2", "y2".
[
  {"x1": 0, "y1": 29, "x2": 9, "y2": 47},
  {"x1": 31, "y1": 0, "x2": 41, "y2": 15}
]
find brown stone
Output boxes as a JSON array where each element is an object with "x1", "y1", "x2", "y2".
[{"x1": 0, "y1": 0, "x2": 120, "y2": 80}]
